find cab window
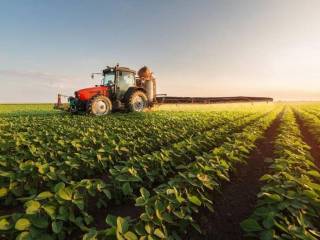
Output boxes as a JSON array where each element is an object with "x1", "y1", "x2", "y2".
[
  {"x1": 119, "y1": 72, "x2": 135, "y2": 86},
  {"x1": 102, "y1": 72, "x2": 115, "y2": 86}
]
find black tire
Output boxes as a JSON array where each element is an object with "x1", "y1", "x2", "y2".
[
  {"x1": 86, "y1": 95, "x2": 112, "y2": 116},
  {"x1": 126, "y1": 90, "x2": 148, "y2": 112}
]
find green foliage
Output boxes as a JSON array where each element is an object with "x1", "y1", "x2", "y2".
[
  {"x1": 242, "y1": 108, "x2": 320, "y2": 239},
  {"x1": 112, "y1": 108, "x2": 281, "y2": 239},
  {"x1": 0, "y1": 103, "x2": 286, "y2": 239}
]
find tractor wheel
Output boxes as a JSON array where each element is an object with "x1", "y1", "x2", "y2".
[
  {"x1": 87, "y1": 95, "x2": 112, "y2": 116},
  {"x1": 126, "y1": 90, "x2": 148, "y2": 112}
]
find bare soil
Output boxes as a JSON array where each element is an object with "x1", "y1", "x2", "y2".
[
  {"x1": 187, "y1": 113, "x2": 282, "y2": 240},
  {"x1": 294, "y1": 112, "x2": 320, "y2": 169}
]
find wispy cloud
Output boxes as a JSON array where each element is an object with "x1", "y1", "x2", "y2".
[{"x1": 0, "y1": 69, "x2": 79, "y2": 90}]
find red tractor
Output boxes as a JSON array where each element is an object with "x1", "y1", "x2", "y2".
[
  {"x1": 55, "y1": 64, "x2": 274, "y2": 115},
  {"x1": 56, "y1": 65, "x2": 156, "y2": 115}
]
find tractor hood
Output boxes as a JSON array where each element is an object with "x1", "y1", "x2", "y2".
[{"x1": 75, "y1": 86, "x2": 110, "y2": 101}]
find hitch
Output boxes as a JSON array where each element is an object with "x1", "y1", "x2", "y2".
[{"x1": 54, "y1": 94, "x2": 70, "y2": 110}]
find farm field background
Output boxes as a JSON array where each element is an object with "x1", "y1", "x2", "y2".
[{"x1": 0, "y1": 103, "x2": 320, "y2": 240}]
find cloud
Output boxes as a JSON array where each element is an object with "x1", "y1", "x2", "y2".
[{"x1": 0, "y1": 69, "x2": 78, "y2": 90}]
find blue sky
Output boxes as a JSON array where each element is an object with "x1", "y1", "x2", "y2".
[{"x1": 1, "y1": 0, "x2": 320, "y2": 102}]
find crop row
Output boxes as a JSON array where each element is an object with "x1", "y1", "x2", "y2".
[
  {"x1": 98, "y1": 109, "x2": 282, "y2": 239},
  {"x1": 242, "y1": 108, "x2": 320, "y2": 240},
  {"x1": 0, "y1": 107, "x2": 279, "y2": 239},
  {"x1": 106, "y1": 110, "x2": 270, "y2": 198},
  {"x1": 293, "y1": 106, "x2": 320, "y2": 147},
  {"x1": 0, "y1": 112, "x2": 227, "y2": 169},
  {"x1": 0, "y1": 111, "x2": 247, "y2": 205}
]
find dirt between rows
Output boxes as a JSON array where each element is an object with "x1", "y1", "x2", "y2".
[
  {"x1": 294, "y1": 112, "x2": 320, "y2": 169},
  {"x1": 187, "y1": 112, "x2": 283, "y2": 240}
]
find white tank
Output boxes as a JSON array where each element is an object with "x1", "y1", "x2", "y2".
[
  {"x1": 138, "y1": 66, "x2": 156, "y2": 103},
  {"x1": 145, "y1": 79, "x2": 154, "y2": 102}
]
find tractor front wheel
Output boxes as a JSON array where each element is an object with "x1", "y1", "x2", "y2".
[
  {"x1": 126, "y1": 91, "x2": 148, "y2": 112},
  {"x1": 87, "y1": 95, "x2": 112, "y2": 116}
]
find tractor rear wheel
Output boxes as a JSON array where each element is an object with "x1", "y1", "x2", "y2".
[
  {"x1": 87, "y1": 95, "x2": 112, "y2": 116},
  {"x1": 126, "y1": 90, "x2": 148, "y2": 112}
]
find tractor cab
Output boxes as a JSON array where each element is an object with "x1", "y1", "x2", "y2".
[{"x1": 101, "y1": 66, "x2": 137, "y2": 101}]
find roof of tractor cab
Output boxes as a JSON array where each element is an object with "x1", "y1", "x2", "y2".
[{"x1": 103, "y1": 66, "x2": 136, "y2": 75}]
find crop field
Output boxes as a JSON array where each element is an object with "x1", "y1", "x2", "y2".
[{"x1": 0, "y1": 103, "x2": 320, "y2": 240}]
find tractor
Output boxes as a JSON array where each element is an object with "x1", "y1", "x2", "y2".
[
  {"x1": 55, "y1": 64, "x2": 274, "y2": 115},
  {"x1": 55, "y1": 65, "x2": 156, "y2": 115}
]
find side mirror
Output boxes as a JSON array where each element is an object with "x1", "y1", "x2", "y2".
[{"x1": 91, "y1": 74, "x2": 94, "y2": 79}]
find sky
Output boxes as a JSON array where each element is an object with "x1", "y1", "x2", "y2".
[{"x1": 0, "y1": 0, "x2": 320, "y2": 102}]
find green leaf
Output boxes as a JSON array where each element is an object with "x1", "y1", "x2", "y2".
[
  {"x1": 42, "y1": 204, "x2": 56, "y2": 219},
  {"x1": 260, "y1": 230, "x2": 274, "y2": 240},
  {"x1": 25, "y1": 200, "x2": 41, "y2": 215},
  {"x1": 262, "y1": 213, "x2": 274, "y2": 229},
  {"x1": 15, "y1": 218, "x2": 31, "y2": 231},
  {"x1": 53, "y1": 182, "x2": 65, "y2": 193},
  {"x1": 57, "y1": 187, "x2": 73, "y2": 201},
  {"x1": 29, "y1": 215, "x2": 49, "y2": 229},
  {"x1": 254, "y1": 207, "x2": 272, "y2": 216},
  {"x1": 162, "y1": 212, "x2": 174, "y2": 223},
  {"x1": 122, "y1": 183, "x2": 133, "y2": 196},
  {"x1": 147, "y1": 235, "x2": 155, "y2": 240},
  {"x1": 0, "y1": 187, "x2": 8, "y2": 198},
  {"x1": 124, "y1": 231, "x2": 138, "y2": 240},
  {"x1": 120, "y1": 147, "x2": 129, "y2": 152},
  {"x1": 57, "y1": 206, "x2": 69, "y2": 221},
  {"x1": 303, "y1": 190, "x2": 318, "y2": 199},
  {"x1": 0, "y1": 218, "x2": 12, "y2": 230},
  {"x1": 35, "y1": 191, "x2": 53, "y2": 200},
  {"x1": 156, "y1": 209, "x2": 163, "y2": 220},
  {"x1": 187, "y1": 195, "x2": 201, "y2": 206},
  {"x1": 240, "y1": 218, "x2": 263, "y2": 232},
  {"x1": 273, "y1": 219, "x2": 289, "y2": 233},
  {"x1": 262, "y1": 193, "x2": 282, "y2": 202},
  {"x1": 135, "y1": 197, "x2": 147, "y2": 206},
  {"x1": 103, "y1": 189, "x2": 111, "y2": 199},
  {"x1": 83, "y1": 229, "x2": 98, "y2": 240},
  {"x1": 308, "y1": 182, "x2": 320, "y2": 191},
  {"x1": 259, "y1": 174, "x2": 273, "y2": 181},
  {"x1": 140, "y1": 213, "x2": 150, "y2": 221},
  {"x1": 154, "y1": 228, "x2": 165, "y2": 238},
  {"x1": 191, "y1": 222, "x2": 202, "y2": 233},
  {"x1": 52, "y1": 221, "x2": 63, "y2": 234},
  {"x1": 140, "y1": 188, "x2": 150, "y2": 199},
  {"x1": 106, "y1": 215, "x2": 117, "y2": 227},
  {"x1": 145, "y1": 224, "x2": 152, "y2": 234},
  {"x1": 155, "y1": 200, "x2": 165, "y2": 213},
  {"x1": 134, "y1": 223, "x2": 146, "y2": 235},
  {"x1": 16, "y1": 231, "x2": 30, "y2": 240},
  {"x1": 307, "y1": 170, "x2": 320, "y2": 178},
  {"x1": 73, "y1": 198, "x2": 84, "y2": 210},
  {"x1": 117, "y1": 217, "x2": 129, "y2": 234}
]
